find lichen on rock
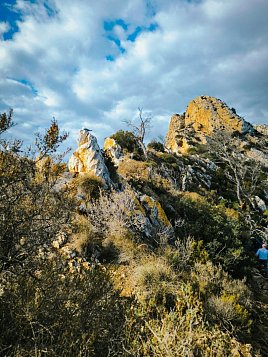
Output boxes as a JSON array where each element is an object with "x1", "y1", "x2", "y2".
[
  {"x1": 103, "y1": 137, "x2": 122, "y2": 166},
  {"x1": 165, "y1": 95, "x2": 254, "y2": 154},
  {"x1": 68, "y1": 129, "x2": 110, "y2": 184}
]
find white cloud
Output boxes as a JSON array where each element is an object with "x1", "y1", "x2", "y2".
[
  {"x1": 0, "y1": 22, "x2": 10, "y2": 37},
  {"x1": 0, "y1": 0, "x2": 267, "y2": 154}
]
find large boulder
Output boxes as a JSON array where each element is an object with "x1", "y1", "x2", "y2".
[
  {"x1": 165, "y1": 96, "x2": 254, "y2": 154},
  {"x1": 68, "y1": 129, "x2": 110, "y2": 184}
]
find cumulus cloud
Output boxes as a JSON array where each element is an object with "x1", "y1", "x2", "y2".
[{"x1": 0, "y1": 0, "x2": 267, "y2": 153}]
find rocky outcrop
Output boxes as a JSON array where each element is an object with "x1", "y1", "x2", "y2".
[
  {"x1": 139, "y1": 194, "x2": 172, "y2": 230},
  {"x1": 164, "y1": 114, "x2": 191, "y2": 154},
  {"x1": 104, "y1": 137, "x2": 122, "y2": 166},
  {"x1": 165, "y1": 96, "x2": 254, "y2": 154},
  {"x1": 254, "y1": 124, "x2": 268, "y2": 136},
  {"x1": 68, "y1": 129, "x2": 110, "y2": 184},
  {"x1": 185, "y1": 96, "x2": 253, "y2": 134}
]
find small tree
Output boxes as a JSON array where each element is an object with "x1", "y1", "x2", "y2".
[
  {"x1": 123, "y1": 107, "x2": 151, "y2": 159},
  {"x1": 35, "y1": 118, "x2": 69, "y2": 160},
  {"x1": 0, "y1": 109, "x2": 14, "y2": 135}
]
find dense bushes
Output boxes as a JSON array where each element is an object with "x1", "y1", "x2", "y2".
[
  {"x1": 159, "y1": 191, "x2": 252, "y2": 276},
  {"x1": 1, "y1": 110, "x2": 267, "y2": 356},
  {"x1": 0, "y1": 259, "x2": 126, "y2": 356}
]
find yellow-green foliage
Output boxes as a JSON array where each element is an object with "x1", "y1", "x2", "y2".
[
  {"x1": 71, "y1": 172, "x2": 104, "y2": 201},
  {"x1": 133, "y1": 256, "x2": 177, "y2": 302},
  {"x1": 118, "y1": 158, "x2": 150, "y2": 181},
  {"x1": 180, "y1": 190, "x2": 207, "y2": 203},
  {"x1": 191, "y1": 261, "x2": 252, "y2": 334},
  {"x1": 224, "y1": 207, "x2": 241, "y2": 220},
  {"x1": 124, "y1": 283, "x2": 252, "y2": 357}
]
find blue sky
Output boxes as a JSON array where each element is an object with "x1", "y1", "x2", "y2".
[{"x1": 0, "y1": 0, "x2": 267, "y2": 152}]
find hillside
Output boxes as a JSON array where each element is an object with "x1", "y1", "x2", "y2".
[{"x1": 0, "y1": 97, "x2": 268, "y2": 356}]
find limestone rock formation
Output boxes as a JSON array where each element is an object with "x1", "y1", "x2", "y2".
[
  {"x1": 165, "y1": 95, "x2": 254, "y2": 154},
  {"x1": 185, "y1": 96, "x2": 253, "y2": 134},
  {"x1": 104, "y1": 137, "x2": 122, "y2": 166},
  {"x1": 139, "y1": 194, "x2": 172, "y2": 230},
  {"x1": 254, "y1": 124, "x2": 268, "y2": 136},
  {"x1": 68, "y1": 129, "x2": 110, "y2": 184},
  {"x1": 164, "y1": 114, "x2": 191, "y2": 154}
]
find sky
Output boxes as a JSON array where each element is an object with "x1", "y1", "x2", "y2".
[{"x1": 0, "y1": 0, "x2": 268, "y2": 152}]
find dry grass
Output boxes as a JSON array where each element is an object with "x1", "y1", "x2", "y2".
[{"x1": 118, "y1": 158, "x2": 150, "y2": 181}]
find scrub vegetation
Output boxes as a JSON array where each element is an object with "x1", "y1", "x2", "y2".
[{"x1": 0, "y1": 109, "x2": 267, "y2": 356}]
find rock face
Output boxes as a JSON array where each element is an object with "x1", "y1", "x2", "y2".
[
  {"x1": 254, "y1": 124, "x2": 268, "y2": 136},
  {"x1": 68, "y1": 129, "x2": 110, "y2": 183},
  {"x1": 185, "y1": 96, "x2": 253, "y2": 134},
  {"x1": 103, "y1": 137, "x2": 122, "y2": 166},
  {"x1": 165, "y1": 96, "x2": 254, "y2": 154},
  {"x1": 165, "y1": 114, "x2": 191, "y2": 154}
]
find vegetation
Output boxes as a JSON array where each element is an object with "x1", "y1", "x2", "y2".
[
  {"x1": 0, "y1": 109, "x2": 267, "y2": 356},
  {"x1": 110, "y1": 130, "x2": 142, "y2": 158}
]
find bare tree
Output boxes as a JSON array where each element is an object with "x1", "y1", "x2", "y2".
[
  {"x1": 206, "y1": 131, "x2": 265, "y2": 209},
  {"x1": 123, "y1": 107, "x2": 151, "y2": 158}
]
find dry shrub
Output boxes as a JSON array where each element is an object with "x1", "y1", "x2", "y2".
[
  {"x1": 71, "y1": 172, "x2": 104, "y2": 202},
  {"x1": 125, "y1": 283, "x2": 253, "y2": 357},
  {"x1": 206, "y1": 293, "x2": 252, "y2": 334},
  {"x1": 118, "y1": 158, "x2": 150, "y2": 182},
  {"x1": 164, "y1": 236, "x2": 195, "y2": 271},
  {"x1": 133, "y1": 256, "x2": 177, "y2": 301},
  {"x1": 87, "y1": 186, "x2": 147, "y2": 238},
  {"x1": 67, "y1": 214, "x2": 93, "y2": 254},
  {"x1": 103, "y1": 231, "x2": 142, "y2": 264},
  {"x1": 86, "y1": 186, "x2": 151, "y2": 264},
  {"x1": 191, "y1": 261, "x2": 252, "y2": 335}
]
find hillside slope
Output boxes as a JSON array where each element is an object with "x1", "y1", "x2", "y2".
[{"x1": 0, "y1": 98, "x2": 267, "y2": 356}]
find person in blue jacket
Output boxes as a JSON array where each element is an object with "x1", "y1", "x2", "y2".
[{"x1": 256, "y1": 243, "x2": 268, "y2": 276}]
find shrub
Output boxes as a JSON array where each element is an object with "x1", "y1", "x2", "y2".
[
  {"x1": 0, "y1": 150, "x2": 74, "y2": 272},
  {"x1": 71, "y1": 172, "x2": 104, "y2": 203},
  {"x1": 147, "y1": 140, "x2": 164, "y2": 152},
  {"x1": 110, "y1": 130, "x2": 142, "y2": 157},
  {"x1": 133, "y1": 256, "x2": 178, "y2": 305},
  {"x1": 124, "y1": 283, "x2": 252, "y2": 356},
  {"x1": 191, "y1": 261, "x2": 252, "y2": 336},
  {"x1": 168, "y1": 192, "x2": 250, "y2": 275},
  {"x1": 164, "y1": 237, "x2": 209, "y2": 272},
  {"x1": 0, "y1": 257, "x2": 126, "y2": 356},
  {"x1": 206, "y1": 293, "x2": 252, "y2": 334},
  {"x1": 118, "y1": 158, "x2": 151, "y2": 183}
]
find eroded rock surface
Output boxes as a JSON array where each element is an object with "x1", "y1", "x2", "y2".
[
  {"x1": 104, "y1": 137, "x2": 122, "y2": 166},
  {"x1": 165, "y1": 95, "x2": 254, "y2": 154},
  {"x1": 68, "y1": 129, "x2": 110, "y2": 184}
]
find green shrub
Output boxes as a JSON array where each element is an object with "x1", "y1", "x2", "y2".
[
  {"x1": 0, "y1": 257, "x2": 126, "y2": 356},
  {"x1": 124, "y1": 283, "x2": 252, "y2": 356},
  {"x1": 167, "y1": 192, "x2": 250, "y2": 275},
  {"x1": 147, "y1": 140, "x2": 164, "y2": 152},
  {"x1": 110, "y1": 130, "x2": 142, "y2": 157}
]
